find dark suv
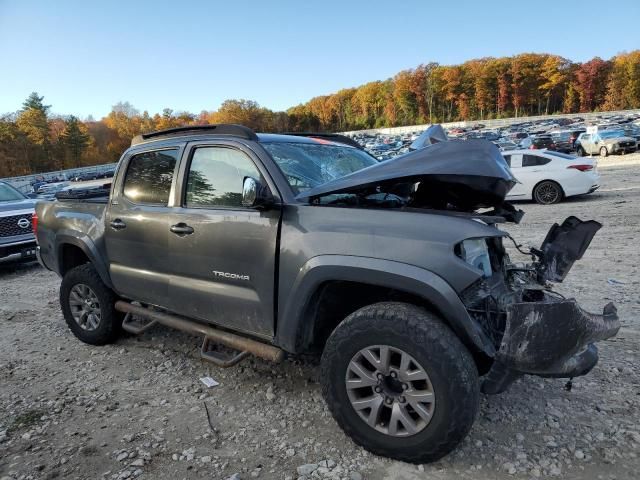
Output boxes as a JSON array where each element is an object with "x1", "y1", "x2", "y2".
[
  {"x1": 519, "y1": 135, "x2": 556, "y2": 150},
  {"x1": 551, "y1": 130, "x2": 585, "y2": 153},
  {"x1": 35, "y1": 125, "x2": 619, "y2": 463}
]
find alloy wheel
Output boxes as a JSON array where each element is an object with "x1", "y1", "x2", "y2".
[
  {"x1": 68, "y1": 283, "x2": 102, "y2": 331},
  {"x1": 345, "y1": 345, "x2": 435, "y2": 437},
  {"x1": 535, "y1": 182, "x2": 561, "y2": 204}
]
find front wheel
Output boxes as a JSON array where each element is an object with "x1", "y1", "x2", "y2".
[
  {"x1": 320, "y1": 302, "x2": 479, "y2": 464},
  {"x1": 60, "y1": 263, "x2": 123, "y2": 345},
  {"x1": 600, "y1": 146, "x2": 608, "y2": 157}
]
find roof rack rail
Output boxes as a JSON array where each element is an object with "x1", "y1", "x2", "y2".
[
  {"x1": 131, "y1": 124, "x2": 258, "y2": 145},
  {"x1": 284, "y1": 132, "x2": 364, "y2": 149}
]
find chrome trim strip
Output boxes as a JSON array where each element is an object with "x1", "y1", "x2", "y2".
[{"x1": 0, "y1": 209, "x2": 35, "y2": 218}]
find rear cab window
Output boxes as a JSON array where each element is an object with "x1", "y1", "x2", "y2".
[{"x1": 122, "y1": 149, "x2": 178, "y2": 205}]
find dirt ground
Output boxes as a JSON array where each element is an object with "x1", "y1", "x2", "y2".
[{"x1": 1, "y1": 157, "x2": 639, "y2": 480}]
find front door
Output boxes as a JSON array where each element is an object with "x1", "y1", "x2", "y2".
[
  {"x1": 104, "y1": 147, "x2": 180, "y2": 307},
  {"x1": 167, "y1": 143, "x2": 281, "y2": 338}
]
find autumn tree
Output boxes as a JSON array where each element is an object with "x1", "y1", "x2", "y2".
[
  {"x1": 104, "y1": 101, "x2": 143, "y2": 156},
  {"x1": 574, "y1": 58, "x2": 611, "y2": 112},
  {"x1": 210, "y1": 99, "x2": 267, "y2": 130},
  {"x1": 539, "y1": 55, "x2": 570, "y2": 114},
  {"x1": 60, "y1": 115, "x2": 90, "y2": 167},
  {"x1": 604, "y1": 51, "x2": 640, "y2": 110},
  {"x1": 15, "y1": 92, "x2": 52, "y2": 171}
]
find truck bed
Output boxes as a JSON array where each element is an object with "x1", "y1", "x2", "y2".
[
  {"x1": 55, "y1": 185, "x2": 111, "y2": 202},
  {"x1": 35, "y1": 197, "x2": 108, "y2": 274}
]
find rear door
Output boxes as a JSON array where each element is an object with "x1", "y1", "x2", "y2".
[
  {"x1": 515, "y1": 153, "x2": 552, "y2": 198},
  {"x1": 166, "y1": 141, "x2": 281, "y2": 338},
  {"x1": 104, "y1": 146, "x2": 181, "y2": 307}
]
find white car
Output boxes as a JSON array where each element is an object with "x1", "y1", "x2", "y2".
[{"x1": 502, "y1": 150, "x2": 600, "y2": 205}]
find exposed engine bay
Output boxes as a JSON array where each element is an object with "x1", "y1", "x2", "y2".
[
  {"x1": 458, "y1": 217, "x2": 619, "y2": 393},
  {"x1": 298, "y1": 139, "x2": 525, "y2": 222}
]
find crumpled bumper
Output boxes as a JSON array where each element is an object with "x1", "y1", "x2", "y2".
[{"x1": 482, "y1": 300, "x2": 620, "y2": 394}]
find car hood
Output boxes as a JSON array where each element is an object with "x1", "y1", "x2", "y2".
[
  {"x1": 409, "y1": 124, "x2": 449, "y2": 150},
  {"x1": 296, "y1": 139, "x2": 517, "y2": 209},
  {"x1": 0, "y1": 198, "x2": 37, "y2": 214}
]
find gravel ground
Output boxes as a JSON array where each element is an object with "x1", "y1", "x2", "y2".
[{"x1": 1, "y1": 156, "x2": 639, "y2": 480}]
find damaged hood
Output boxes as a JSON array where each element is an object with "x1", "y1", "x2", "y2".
[
  {"x1": 296, "y1": 139, "x2": 517, "y2": 209},
  {"x1": 409, "y1": 124, "x2": 449, "y2": 150}
]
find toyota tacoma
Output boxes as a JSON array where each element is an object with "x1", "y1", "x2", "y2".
[{"x1": 34, "y1": 125, "x2": 620, "y2": 463}]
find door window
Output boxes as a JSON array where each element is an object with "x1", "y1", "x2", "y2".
[
  {"x1": 123, "y1": 150, "x2": 178, "y2": 205},
  {"x1": 522, "y1": 154, "x2": 551, "y2": 167},
  {"x1": 502, "y1": 155, "x2": 511, "y2": 166},
  {"x1": 185, "y1": 147, "x2": 261, "y2": 208}
]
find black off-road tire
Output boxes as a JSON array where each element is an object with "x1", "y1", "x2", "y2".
[
  {"x1": 320, "y1": 302, "x2": 479, "y2": 464},
  {"x1": 576, "y1": 146, "x2": 585, "y2": 157},
  {"x1": 60, "y1": 263, "x2": 123, "y2": 345}
]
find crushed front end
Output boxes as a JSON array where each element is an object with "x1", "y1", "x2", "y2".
[{"x1": 459, "y1": 216, "x2": 620, "y2": 394}]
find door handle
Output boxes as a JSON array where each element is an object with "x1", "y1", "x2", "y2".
[
  {"x1": 170, "y1": 223, "x2": 194, "y2": 235},
  {"x1": 110, "y1": 219, "x2": 126, "y2": 230}
]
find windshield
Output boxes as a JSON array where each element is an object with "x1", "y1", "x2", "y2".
[
  {"x1": 262, "y1": 142, "x2": 378, "y2": 194},
  {"x1": 599, "y1": 130, "x2": 625, "y2": 139},
  {"x1": 0, "y1": 182, "x2": 26, "y2": 202}
]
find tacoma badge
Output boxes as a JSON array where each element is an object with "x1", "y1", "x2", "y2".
[{"x1": 212, "y1": 270, "x2": 250, "y2": 281}]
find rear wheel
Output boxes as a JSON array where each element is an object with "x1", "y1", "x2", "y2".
[
  {"x1": 599, "y1": 146, "x2": 608, "y2": 157},
  {"x1": 576, "y1": 146, "x2": 585, "y2": 157},
  {"x1": 533, "y1": 180, "x2": 563, "y2": 205},
  {"x1": 321, "y1": 302, "x2": 479, "y2": 463},
  {"x1": 60, "y1": 264, "x2": 123, "y2": 345}
]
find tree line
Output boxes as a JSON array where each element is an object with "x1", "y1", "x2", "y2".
[{"x1": 1, "y1": 51, "x2": 639, "y2": 177}]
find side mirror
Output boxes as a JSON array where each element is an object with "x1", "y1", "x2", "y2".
[{"x1": 242, "y1": 177, "x2": 273, "y2": 209}]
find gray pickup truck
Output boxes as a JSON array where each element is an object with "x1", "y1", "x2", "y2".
[
  {"x1": 0, "y1": 181, "x2": 38, "y2": 264},
  {"x1": 35, "y1": 125, "x2": 619, "y2": 463}
]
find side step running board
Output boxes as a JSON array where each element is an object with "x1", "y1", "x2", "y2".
[{"x1": 115, "y1": 300, "x2": 284, "y2": 366}]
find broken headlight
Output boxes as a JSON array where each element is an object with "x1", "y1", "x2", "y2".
[{"x1": 456, "y1": 238, "x2": 492, "y2": 278}]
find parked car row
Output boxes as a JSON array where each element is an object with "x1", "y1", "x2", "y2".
[
  {"x1": 348, "y1": 112, "x2": 640, "y2": 159},
  {"x1": 27, "y1": 167, "x2": 115, "y2": 196},
  {"x1": 70, "y1": 167, "x2": 115, "y2": 182},
  {"x1": 349, "y1": 115, "x2": 618, "y2": 206}
]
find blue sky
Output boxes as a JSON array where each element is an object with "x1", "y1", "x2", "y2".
[{"x1": 1, "y1": 0, "x2": 638, "y2": 118}]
